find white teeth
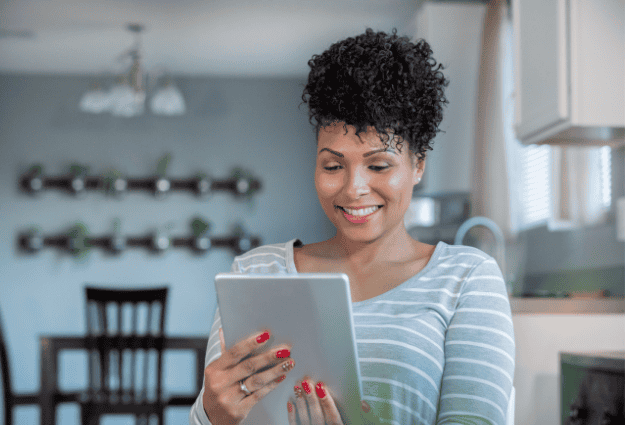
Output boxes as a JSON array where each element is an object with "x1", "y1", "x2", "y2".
[{"x1": 343, "y1": 206, "x2": 380, "y2": 216}]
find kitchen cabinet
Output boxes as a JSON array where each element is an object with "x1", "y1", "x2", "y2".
[{"x1": 512, "y1": 0, "x2": 625, "y2": 146}]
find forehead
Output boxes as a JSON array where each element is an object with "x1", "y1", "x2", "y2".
[{"x1": 317, "y1": 124, "x2": 393, "y2": 151}]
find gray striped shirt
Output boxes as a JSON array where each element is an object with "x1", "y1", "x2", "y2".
[{"x1": 190, "y1": 239, "x2": 515, "y2": 425}]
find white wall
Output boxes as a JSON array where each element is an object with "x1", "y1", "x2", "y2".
[
  {"x1": 0, "y1": 74, "x2": 335, "y2": 424},
  {"x1": 411, "y1": 2, "x2": 486, "y2": 194}
]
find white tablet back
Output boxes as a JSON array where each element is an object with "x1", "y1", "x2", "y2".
[{"x1": 214, "y1": 273, "x2": 363, "y2": 425}]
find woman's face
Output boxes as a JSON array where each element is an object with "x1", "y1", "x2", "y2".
[{"x1": 315, "y1": 123, "x2": 424, "y2": 244}]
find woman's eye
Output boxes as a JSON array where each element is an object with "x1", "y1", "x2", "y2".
[
  {"x1": 369, "y1": 165, "x2": 389, "y2": 171},
  {"x1": 323, "y1": 165, "x2": 342, "y2": 171}
]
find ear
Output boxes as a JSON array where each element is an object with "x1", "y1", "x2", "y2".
[{"x1": 412, "y1": 154, "x2": 425, "y2": 185}]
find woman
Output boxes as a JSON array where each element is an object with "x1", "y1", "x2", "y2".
[{"x1": 190, "y1": 28, "x2": 515, "y2": 425}]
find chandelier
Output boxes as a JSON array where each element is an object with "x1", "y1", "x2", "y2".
[{"x1": 79, "y1": 23, "x2": 186, "y2": 117}]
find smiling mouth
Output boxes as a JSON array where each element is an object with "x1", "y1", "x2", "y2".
[{"x1": 335, "y1": 205, "x2": 383, "y2": 216}]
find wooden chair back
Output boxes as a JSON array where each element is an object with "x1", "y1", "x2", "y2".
[{"x1": 82, "y1": 286, "x2": 169, "y2": 424}]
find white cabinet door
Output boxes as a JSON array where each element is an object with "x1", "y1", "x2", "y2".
[
  {"x1": 513, "y1": 0, "x2": 569, "y2": 141},
  {"x1": 513, "y1": 0, "x2": 625, "y2": 146},
  {"x1": 570, "y1": 0, "x2": 625, "y2": 128}
]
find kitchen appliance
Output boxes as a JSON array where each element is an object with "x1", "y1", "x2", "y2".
[
  {"x1": 561, "y1": 351, "x2": 625, "y2": 424},
  {"x1": 404, "y1": 192, "x2": 471, "y2": 245}
]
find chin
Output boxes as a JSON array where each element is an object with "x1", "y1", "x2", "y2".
[{"x1": 335, "y1": 227, "x2": 385, "y2": 244}]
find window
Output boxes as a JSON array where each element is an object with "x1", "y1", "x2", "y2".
[
  {"x1": 601, "y1": 146, "x2": 612, "y2": 209},
  {"x1": 519, "y1": 144, "x2": 551, "y2": 229},
  {"x1": 507, "y1": 139, "x2": 612, "y2": 233}
]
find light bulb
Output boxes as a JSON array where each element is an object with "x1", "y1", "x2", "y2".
[
  {"x1": 110, "y1": 84, "x2": 145, "y2": 117},
  {"x1": 150, "y1": 81, "x2": 186, "y2": 116},
  {"x1": 79, "y1": 84, "x2": 111, "y2": 114}
]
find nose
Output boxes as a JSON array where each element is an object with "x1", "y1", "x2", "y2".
[{"x1": 344, "y1": 167, "x2": 370, "y2": 199}]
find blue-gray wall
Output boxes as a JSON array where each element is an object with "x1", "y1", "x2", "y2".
[{"x1": 0, "y1": 73, "x2": 335, "y2": 424}]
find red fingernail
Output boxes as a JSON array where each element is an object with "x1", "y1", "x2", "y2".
[
  {"x1": 287, "y1": 401, "x2": 293, "y2": 412},
  {"x1": 256, "y1": 331, "x2": 270, "y2": 343},
  {"x1": 315, "y1": 382, "x2": 326, "y2": 399},
  {"x1": 275, "y1": 375, "x2": 286, "y2": 383},
  {"x1": 301, "y1": 380, "x2": 311, "y2": 394},
  {"x1": 276, "y1": 349, "x2": 290, "y2": 358}
]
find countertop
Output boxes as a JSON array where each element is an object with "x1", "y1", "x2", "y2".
[{"x1": 510, "y1": 296, "x2": 625, "y2": 314}]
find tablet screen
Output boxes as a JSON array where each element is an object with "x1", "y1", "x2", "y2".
[{"x1": 214, "y1": 273, "x2": 363, "y2": 425}]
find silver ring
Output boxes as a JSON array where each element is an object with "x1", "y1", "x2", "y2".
[{"x1": 240, "y1": 380, "x2": 252, "y2": 396}]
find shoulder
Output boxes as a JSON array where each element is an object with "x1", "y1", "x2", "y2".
[
  {"x1": 231, "y1": 239, "x2": 299, "y2": 274},
  {"x1": 429, "y1": 242, "x2": 506, "y2": 290},
  {"x1": 437, "y1": 244, "x2": 509, "y2": 305},
  {"x1": 432, "y1": 242, "x2": 496, "y2": 270}
]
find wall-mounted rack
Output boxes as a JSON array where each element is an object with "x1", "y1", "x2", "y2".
[
  {"x1": 18, "y1": 219, "x2": 260, "y2": 257},
  {"x1": 18, "y1": 164, "x2": 261, "y2": 198}
]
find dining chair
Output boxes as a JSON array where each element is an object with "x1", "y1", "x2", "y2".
[
  {"x1": 0, "y1": 306, "x2": 40, "y2": 425},
  {"x1": 81, "y1": 285, "x2": 169, "y2": 425}
]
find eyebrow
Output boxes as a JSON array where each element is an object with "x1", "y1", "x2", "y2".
[
  {"x1": 363, "y1": 148, "x2": 397, "y2": 157},
  {"x1": 318, "y1": 147, "x2": 396, "y2": 157}
]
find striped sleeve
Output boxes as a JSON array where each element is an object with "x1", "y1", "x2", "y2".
[{"x1": 436, "y1": 258, "x2": 515, "y2": 425}]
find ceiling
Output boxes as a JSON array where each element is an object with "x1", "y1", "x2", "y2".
[{"x1": 0, "y1": 0, "x2": 425, "y2": 77}]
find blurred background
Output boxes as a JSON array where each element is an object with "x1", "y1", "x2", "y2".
[{"x1": 1, "y1": 0, "x2": 624, "y2": 424}]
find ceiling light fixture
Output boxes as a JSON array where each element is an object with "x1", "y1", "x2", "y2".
[
  {"x1": 79, "y1": 23, "x2": 186, "y2": 117},
  {"x1": 150, "y1": 76, "x2": 187, "y2": 116},
  {"x1": 78, "y1": 81, "x2": 111, "y2": 114}
]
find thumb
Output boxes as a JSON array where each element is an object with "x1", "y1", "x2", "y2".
[{"x1": 219, "y1": 327, "x2": 226, "y2": 353}]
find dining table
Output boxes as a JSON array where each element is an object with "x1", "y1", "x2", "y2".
[{"x1": 39, "y1": 334, "x2": 208, "y2": 425}]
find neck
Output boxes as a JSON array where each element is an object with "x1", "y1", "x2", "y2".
[{"x1": 329, "y1": 225, "x2": 418, "y2": 267}]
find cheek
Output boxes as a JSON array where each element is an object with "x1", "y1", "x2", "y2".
[
  {"x1": 387, "y1": 173, "x2": 411, "y2": 194},
  {"x1": 383, "y1": 172, "x2": 414, "y2": 209},
  {"x1": 315, "y1": 172, "x2": 342, "y2": 201}
]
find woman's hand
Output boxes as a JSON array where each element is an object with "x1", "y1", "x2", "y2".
[
  {"x1": 287, "y1": 377, "x2": 372, "y2": 425},
  {"x1": 202, "y1": 328, "x2": 295, "y2": 425}
]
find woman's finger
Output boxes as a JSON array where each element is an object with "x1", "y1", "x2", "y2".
[
  {"x1": 293, "y1": 384, "x2": 310, "y2": 425},
  {"x1": 238, "y1": 371, "x2": 290, "y2": 411},
  {"x1": 315, "y1": 382, "x2": 343, "y2": 425},
  {"x1": 231, "y1": 345, "x2": 292, "y2": 384},
  {"x1": 301, "y1": 379, "x2": 324, "y2": 424},
  {"x1": 238, "y1": 358, "x2": 294, "y2": 394},
  {"x1": 216, "y1": 329, "x2": 271, "y2": 369},
  {"x1": 287, "y1": 400, "x2": 297, "y2": 424}
]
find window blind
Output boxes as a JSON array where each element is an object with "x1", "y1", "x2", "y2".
[
  {"x1": 520, "y1": 144, "x2": 551, "y2": 228},
  {"x1": 515, "y1": 144, "x2": 612, "y2": 231}
]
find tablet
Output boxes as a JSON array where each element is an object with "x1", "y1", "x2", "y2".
[{"x1": 214, "y1": 273, "x2": 363, "y2": 425}]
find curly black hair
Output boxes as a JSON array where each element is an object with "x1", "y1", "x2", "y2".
[{"x1": 302, "y1": 28, "x2": 448, "y2": 160}]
